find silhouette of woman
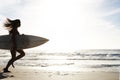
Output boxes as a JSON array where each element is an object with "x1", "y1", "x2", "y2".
[{"x1": 3, "y1": 18, "x2": 25, "y2": 72}]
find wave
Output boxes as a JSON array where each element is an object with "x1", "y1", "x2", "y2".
[{"x1": 74, "y1": 49, "x2": 120, "y2": 60}]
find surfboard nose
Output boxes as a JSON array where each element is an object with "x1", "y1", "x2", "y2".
[
  {"x1": 42, "y1": 38, "x2": 49, "y2": 44},
  {"x1": 44, "y1": 38, "x2": 49, "y2": 42}
]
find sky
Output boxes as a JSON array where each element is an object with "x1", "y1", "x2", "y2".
[{"x1": 0, "y1": 0, "x2": 120, "y2": 52}]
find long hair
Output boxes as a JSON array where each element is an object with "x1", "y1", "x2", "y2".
[{"x1": 3, "y1": 18, "x2": 21, "y2": 31}]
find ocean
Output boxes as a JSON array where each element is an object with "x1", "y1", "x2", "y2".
[{"x1": 0, "y1": 49, "x2": 120, "y2": 72}]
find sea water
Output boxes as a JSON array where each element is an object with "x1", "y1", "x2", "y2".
[{"x1": 0, "y1": 49, "x2": 120, "y2": 72}]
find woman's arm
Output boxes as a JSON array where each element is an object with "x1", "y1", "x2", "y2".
[
  {"x1": 12, "y1": 34, "x2": 16, "y2": 50},
  {"x1": 11, "y1": 29, "x2": 17, "y2": 50}
]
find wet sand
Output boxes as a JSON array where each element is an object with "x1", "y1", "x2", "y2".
[{"x1": 0, "y1": 66, "x2": 119, "y2": 80}]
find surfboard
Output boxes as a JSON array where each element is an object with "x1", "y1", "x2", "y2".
[{"x1": 0, "y1": 35, "x2": 49, "y2": 50}]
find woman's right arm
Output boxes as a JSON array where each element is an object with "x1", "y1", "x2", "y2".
[{"x1": 10, "y1": 30, "x2": 17, "y2": 50}]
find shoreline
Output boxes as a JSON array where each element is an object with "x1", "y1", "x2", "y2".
[{"x1": 0, "y1": 66, "x2": 119, "y2": 80}]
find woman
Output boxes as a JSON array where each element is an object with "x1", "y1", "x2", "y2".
[{"x1": 3, "y1": 18, "x2": 25, "y2": 72}]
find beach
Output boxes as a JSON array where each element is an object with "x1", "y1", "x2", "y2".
[
  {"x1": 0, "y1": 66, "x2": 119, "y2": 80},
  {"x1": 0, "y1": 49, "x2": 120, "y2": 80}
]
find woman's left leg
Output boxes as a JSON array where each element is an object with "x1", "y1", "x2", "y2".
[
  {"x1": 14, "y1": 49, "x2": 25, "y2": 61},
  {"x1": 3, "y1": 50, "x2": 25, "y2": 72},
  {"x1": 11, "y1": 50, "x2": 25, "y2": 68}
]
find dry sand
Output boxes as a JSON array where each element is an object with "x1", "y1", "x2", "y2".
[{"x1": 0, "y1": 66, "x2": 119, "y2": 80}]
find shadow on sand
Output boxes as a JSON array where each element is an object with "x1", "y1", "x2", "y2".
[{"x1": 0, "y1": 72, "x2": 14, "y2": 79}]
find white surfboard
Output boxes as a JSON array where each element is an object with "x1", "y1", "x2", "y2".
[{"x1": 0, "y1": 35, "x2": 49, "y2": 50}]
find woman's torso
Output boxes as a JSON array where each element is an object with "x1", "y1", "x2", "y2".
[{"x1": 9, "y1": 28, "x2": 20, "y2": 35}]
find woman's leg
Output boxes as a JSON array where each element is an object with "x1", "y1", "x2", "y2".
[
  {"x1": 10, "y1": 50, "x2": 25, "y2": 68},
  {"x1": 3, "y1": 50, "x2": 16, "y2": 72},
  {"x1": 15, "y1": 50, "x2": 25, "y2": 61},
  {"x1": 3, "y1": 50, "x2": 25, "y2": 72}
]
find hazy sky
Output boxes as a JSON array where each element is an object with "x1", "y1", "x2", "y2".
[{"x1": 0, "y1": 0, "x2": 120, "y2": 52}]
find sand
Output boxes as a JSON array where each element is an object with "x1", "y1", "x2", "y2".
[{"x1": 0, "y1": 66, "x2": 119, "y2": 80}]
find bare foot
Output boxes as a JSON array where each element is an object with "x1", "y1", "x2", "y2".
[{"x1": 3, "y1": 68, "x2": 11, "y2": 73}]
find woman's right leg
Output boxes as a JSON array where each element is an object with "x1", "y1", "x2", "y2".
[{"x1": 3, "y1": 50, "x2": 16, "y2": 72}]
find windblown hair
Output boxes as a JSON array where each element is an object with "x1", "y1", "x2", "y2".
[{"x1": 3, "y1": 18, "x2": 21, "y2": 31}]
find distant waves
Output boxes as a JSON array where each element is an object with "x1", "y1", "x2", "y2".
[{"x1": 0, "y1": 49, "x2": 120, "y2": 72}]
